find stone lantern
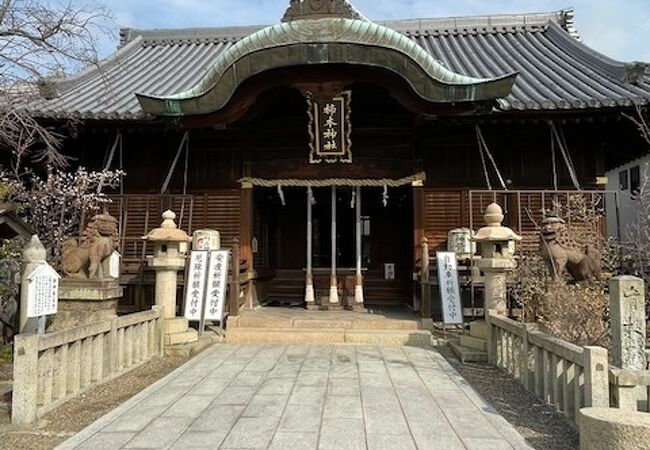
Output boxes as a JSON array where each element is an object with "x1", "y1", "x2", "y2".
[
  {"x1": 472, "y1": 203, "x2": 522, "y2": 317},
  {"x1": 145, "y1": 210, "x2": 197, "y2": 347}
]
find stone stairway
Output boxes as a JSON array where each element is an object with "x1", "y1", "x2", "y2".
[
  {"x1": 226, "y1": 308, "x2": 437, "y2": 346},
  {"x1": 449, "y1": 321, "x2": 489, "y2": 362}
]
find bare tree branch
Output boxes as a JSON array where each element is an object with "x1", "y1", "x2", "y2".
[
  {"x1": 623, "y1": 104, "x2": 650, "y2": 147},
  {"x1": 0, "y1": 0, "x2": 113, "y2": 171}
]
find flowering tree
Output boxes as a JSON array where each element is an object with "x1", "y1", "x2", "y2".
[{"x1": 2, "y1": 167, "x2": 123, "y2": 262}]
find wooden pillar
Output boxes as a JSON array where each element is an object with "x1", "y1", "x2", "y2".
[
  {"x1": 240, "y1": 181, "x2": 258, "y2": 309},
  {"x1": 420, "y1": 237, "x2": 431, "y2": 319},
  {"x1": 413, "y1": 180, "x2": 426, "y2": 313},
  {"x1": 329, "y1": 186, "x2": 339, "y2": 304},
  {"x1": 229, "y1": 238, "x2": 241, "y2": 317},
  {"x1": 412, "y1": 180, "x2": 425, "y2": 267},
  {"x1": 305, "y1": 187, "x2": 316, "y2": 308},
  {"x1": 240, "y1": 181, "x2": 254, "y2": 272},
  {"x1": 354, "y1": 186, "x2": 364, "y2": 306}
]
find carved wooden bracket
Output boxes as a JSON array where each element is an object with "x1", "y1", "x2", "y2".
[{"x1": 282, "y1": 0, "x2": 362, "y2": 22}]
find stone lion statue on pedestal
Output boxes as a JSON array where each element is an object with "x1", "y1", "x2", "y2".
[
  {"x1": 62, "y1": 211, "x2": 119, "y2": 279},
  {"x1": 539, "y1": 215, "x2": 601, "y2": 282}
]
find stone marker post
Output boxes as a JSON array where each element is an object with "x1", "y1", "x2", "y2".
[
  {"x1": 19, "y1": 235, "x2": 46, "y2": 333},
  {"x1": 472, "y1": 203, "x2": 522, "y2": 317},
  {"x1": 608, "y1": 276, "x2": 647, "y2": 410},
  {"x1": 609, "y1": 276, "x2": 646, "y2": 370}
]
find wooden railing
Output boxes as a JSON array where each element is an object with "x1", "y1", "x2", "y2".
[
  {"x1": 486, "y1": 312, "x2": 609, "y2": 426},
  {"x1": 12, "y1": 307, "x2": 163, "y2": 425}
]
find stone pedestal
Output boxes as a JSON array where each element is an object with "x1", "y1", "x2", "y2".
[
  {"x1": 50, "y1": 278, "x2": 123, "y2": 331},
  {"x1": 580, "y1": 407, "x2": 650, "y2": 450},
  {"x1": 476, "y1": 258, "x2": 516, "y2": 317},
  {"x1": 148, "y1": 257, "x2": 185, "y2": 319},
  {"x1": 317, "y1": 292, "x2": 344, "y2": 311}
]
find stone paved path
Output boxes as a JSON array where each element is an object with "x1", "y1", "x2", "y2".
[{"x1": 55, "y1": 345, "x2": 533, "y2": 450}]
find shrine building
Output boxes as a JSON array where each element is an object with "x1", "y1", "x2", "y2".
[{"x1": 25, "y1": 1, "x2": 650, "y2": 315}]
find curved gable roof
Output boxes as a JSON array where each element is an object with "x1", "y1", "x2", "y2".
[
  {"x1": 24, "y1": 8, "x2": 650, "y2": 120},
  {"x1": 136, "y1": 17, "x2": 516, "y2": 116}
]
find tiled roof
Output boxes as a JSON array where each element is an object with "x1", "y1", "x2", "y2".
[{"x1": 25, "y1": 9, "x2": 650, "y2": 120}]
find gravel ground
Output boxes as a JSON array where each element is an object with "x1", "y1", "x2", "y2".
[
  {"x1": 0, "y1": 355, "x2": 188, "y2": 450},
  {"x1": 439, "y1": 346, "x2": 579, "y2": 450}
]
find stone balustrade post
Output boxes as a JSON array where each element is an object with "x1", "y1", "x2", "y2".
[
  {"x1": 19, "y1": 236, "x2": 46, "y2": 333},
  {"x1": 584, "y1": 346, "x2": 610, "y2": 409},
  {"x1": 152, "y1": 305, "x2": 164, "y2": 357},
  {"x1": 105, "y1": 316, "x2": 118, "y2": 376},
  {"x1": 12, "y1": 334, "x2": 38, "y2": 425}
]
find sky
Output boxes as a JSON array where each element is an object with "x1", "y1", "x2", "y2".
[{"x1": 92, "y1": 0, "x2": 650, "y2": 63}]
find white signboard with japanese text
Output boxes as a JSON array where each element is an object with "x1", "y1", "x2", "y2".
[
  {"x1": 109, "y1": 251, "x2": 121, "y2": 278},
  {"x1": 184, "y1": 250, "x2": 229, "y2": 322},
  {"x1": 26, "y1": 263, "x2": 60, "y2": 318},
  {"x1": 204, "y1": 251, "x2": 229, "y2": 321},
  {"x1": 436, "y1": 252, "x2": 463, "y2": 325},
  {"x1": 384, "y1": 263, "x2": 395, "y2": 280},
  {"x1": 184, "y1": 251, "x2": 208, "y2": 321}
]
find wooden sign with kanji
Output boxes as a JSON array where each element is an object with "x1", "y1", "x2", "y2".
[{"x1": 307, "y1": 90, "x2": 352, "y2": 164}]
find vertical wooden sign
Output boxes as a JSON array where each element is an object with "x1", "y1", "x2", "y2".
[{"x1": 307, "y1": 90, "x2": 352, "y2": 164}]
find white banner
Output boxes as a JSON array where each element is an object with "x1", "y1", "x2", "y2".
[
  {"x1": 184, "y1": 250, "x2": 229, "y2": 322},
  {"x1": 436, "y1": 252, "x2": 463, "y2": 325},
  {"x1": 184, "y1": 251, "x2": 208, "y2": 321},
  {"x1": 204, "y1": 250, "x2": 229, "y2": 321}
]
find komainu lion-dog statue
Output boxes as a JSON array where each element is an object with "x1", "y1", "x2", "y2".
[
  {"x1": 62, "y1": 211, "x2": 119, "y2": 278},
  {"x1": 539, "y1": 215, "x2": 601, "y2": 282}
]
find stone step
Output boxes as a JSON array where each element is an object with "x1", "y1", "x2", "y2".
[
  {"x1": 469, "y1": 321, "x2": 489, "y2": 340},
  {"x1": 228, "y1": 316, "x2": 422, "y2": 331},
  {"x1": 164, "y1": 334, "x2": 223, "y2": 357},
  {"x1": 460, "y1": 335, "x2": 488, "y2": 352},
  {"x1": 345, "y1": 330, "x2": 433, "y2": 346},
  {"x1": 226, "y1": 328, "x2": 433, "y2": 346},
  {"x1": 448, "y1": 341, "x2": 487, "y2": 363},
  {"x1": 164, "y1": 329, "x2": 199, "y2": 346},
  {"x1": 164, "y1": 317, "x2": 190, "y2": 335}
]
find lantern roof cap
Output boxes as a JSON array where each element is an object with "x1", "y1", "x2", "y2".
[
  {"x1": 472, "y1": 202, "x2": 523, "y2": 242},
  {"x1": 145, "y1": 210, "x2": 190, "y2": 242}
]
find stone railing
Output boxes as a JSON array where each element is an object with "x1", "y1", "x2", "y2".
[
  {"x1": 12, "y1": 306, "x2": 163, "y2": 425},
  {"x1": 487, "y1": 312, "x2": 609, "y2": 426},
  {"x1": 609, "y1": 368, "x2": 650, "y2": 412}
]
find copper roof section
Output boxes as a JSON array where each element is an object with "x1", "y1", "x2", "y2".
[
  {"x1": 23, "y1": 8, "x2": 650, "y2": 120},
  {"x1": 135, "y1": 17, "x2": 517, "y2": 117}
]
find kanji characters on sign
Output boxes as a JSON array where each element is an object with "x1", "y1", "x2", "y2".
[{"x1": 436, "y1": 252, "x2": 463, "y2": 325}]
